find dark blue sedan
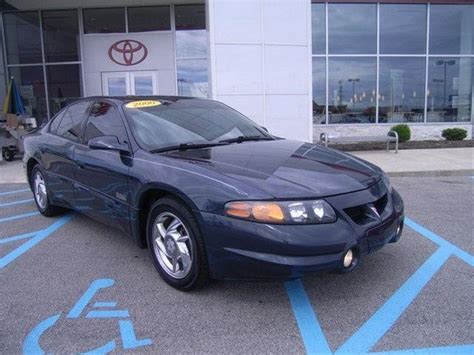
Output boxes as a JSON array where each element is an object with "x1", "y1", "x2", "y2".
[{"x1": 23, "y1": 97, "x2": 404, "y2": 290}]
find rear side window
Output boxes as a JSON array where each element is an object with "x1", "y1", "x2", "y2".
[
  {"x1": 56, "y1": 101, "x2": 91, "y2": 142},
  {"x1": 49, "y1": 109, "x2": 67, "y2": 134},
  {"x1": 83, "y1": 101, "x2": 128, "y2": 144}
]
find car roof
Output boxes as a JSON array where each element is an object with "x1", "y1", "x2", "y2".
[{"x1": 77, "y1": 95, "x2": 204, "y2": 104}]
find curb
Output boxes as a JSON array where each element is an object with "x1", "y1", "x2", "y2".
[{"x1": 387, "y1": 169, "x2": 474, "y2": 177}]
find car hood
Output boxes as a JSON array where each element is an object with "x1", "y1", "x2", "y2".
[{"x1": 163, "y1": 139, "x2": 383, "y2": 198}]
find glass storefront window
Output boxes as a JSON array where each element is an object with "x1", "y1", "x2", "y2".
[
  {"x1": 83, "y1": 8, "x2": 125, "y2": 34},
  {"x1": 379, "y1": 58, "x2": 425, "y2": 123},
  {"x1": 328, "y1": 58, "x2": 376, "y2": 124},
  {"x1": 176, "y1": 30, "x2": 207, "y2": 58},
  {"x1": 312, "y1": 58, "x2": 326, "y2": 124},
  {"x1": 427, "y1": 58, "x2": 473, "y2": 122},
  {"x1": 177, "y1": 59, "x2": 208, "y2": 98},
  {"x1": 328, "y1": 4, "x2": 376, "y2": 54},
  {"x1": 175, "y1": 4, "x2": 208, "y2": 98},
  {"x1": 8, "y1": 66, "x2": 47, "y2": 124},
  {"x1": 3, "y1": 12, "x2": 42, "y2": 64},
  {"x1": 175, "y1": 4, "x2": 206, "y2": 31},
  {"x1": 127, "y1": 6, "x2": 170, "y2": 32},
  {"x1": 42, "y1": 10, "x2": 79, "y2": 63},
  {"x1": 430, "y1": 5, "x2": 474, "y2": 55},
  {"x1": 380, "y1": 5, "x2": 426, "y2": 54},
  {"x1": 46, "y1": 65, "x2": 82, "y2": 116},
  {"x1": 311, "y1": 4, "x2": 325, "y2": 55}
]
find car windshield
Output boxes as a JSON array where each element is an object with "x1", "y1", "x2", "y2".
[{"x1": 123, "y1": 98, "x2": 272, "y2": 152}]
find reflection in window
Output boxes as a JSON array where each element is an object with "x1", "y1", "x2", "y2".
[
  {"x1": 3, "y1": 12, "x2": 42, "y2": 64},
  {"x1": 177, "y1": 59, "x2": 208, "y2": 98},
  {"x1": 328, "y1": 58, "x2": 376, "y2": 124},
  {"x1": 83, "y1": 8, "x2": 125, "y2": 34},
  {"x1": 134, "y1": 76, "x2": 153, "y2": 95},
  {"x1": 8, "y1": 66, "x2": 47, "y2": 124},
  {"x1": 430, "y1": 5, "x2": 474, "y2": 55},
  {"x1": 108, "y1": 77, "x2": 127, "y2": 96},
  {"x1": 379, "y1": 58, "x2": 425, "y2": 123},
  {"x1": 127, "y1": 6, "x2": 170, "y2": 32},
  {"x1": 46, "y1": 64, "x2": 82, "y2": 116},
  {"x1": 175, "y1": 4, "x2": 208, "y2": 98},
  {"x1": 427, "y1": 58, "x2": 473, "y2": 122},
  {"x1": 380, "y1": 5, "x2": 426, "y2": 54},
  {"x1": 328, "y1": 4, "x2": 376, "y2": 54},
  {"x1": 176, "y1": 30, "x2": 207, "y2": 58},
  {"x1": 312, "y1": 58, "x2": 326, "y2": 124},
  {"x1": 311, "y1": 4, "x2": 325, "y2": 55},
  {"x1": 42, "y1": 10, "x2": 79, "y2": 62}
]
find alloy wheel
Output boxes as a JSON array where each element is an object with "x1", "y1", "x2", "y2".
[{"x1": 34, "y1": 171, "x2": 47, "y2": 210}]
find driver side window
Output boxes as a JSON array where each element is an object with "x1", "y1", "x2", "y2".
[{"x1": 83, "y1": 101, "x2": 128, "y2": 145}]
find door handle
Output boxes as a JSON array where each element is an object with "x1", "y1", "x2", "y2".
[{"x1": 77, "y1": 161, "x2": 85, "y2": 169}]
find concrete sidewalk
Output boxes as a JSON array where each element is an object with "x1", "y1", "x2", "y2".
[
  {"x1": 351, "y1": 147, "x2": 473, "y2": 176},
  {"x1": 1, "y1": 147, "x2": 473, "y2": 184}
]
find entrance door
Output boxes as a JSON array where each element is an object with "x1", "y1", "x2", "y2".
[{"x1": 102, "y1": 71, "x2": 158, "y2": 96}]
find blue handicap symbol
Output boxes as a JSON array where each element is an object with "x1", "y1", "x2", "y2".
[{"x1": 23, "y1": 278, "x2": 152, "y2": 354}]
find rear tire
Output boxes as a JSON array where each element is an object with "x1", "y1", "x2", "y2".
[
  {"x1": 2, "y1": 149, "x2": 14, "y2": 161},
  {"x1": 147, "y1": 197, "x2": 209, "y2": 291},
  {"x1": 30, "y1": 165, "x2": 65, "y2": 217}
]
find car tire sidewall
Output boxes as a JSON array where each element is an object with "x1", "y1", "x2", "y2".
[{"x1": 146, "y1": 198, "x2": 206, "y2": 290}]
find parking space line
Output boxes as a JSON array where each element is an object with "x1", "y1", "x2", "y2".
[
  {"x1": 0, "y1": 188, "x2": 30, "y2": 196},
  {"x1": 337, "y1": 248, "x2": 451, "y2": 354},
  {"x1": 285, "y1": 279, "x2": 332, "y2": 354},
  {"x1": 0, "y1": 211, "x2": 40, "y2": 224},
  {"x1": 0, "y1": 215, "x2": 72, "y2": 269},
  {"x1": 0, "y1": 231, "x2": 38, "y2": 244},
  {"x1": 0, "y1": 198, "x2": 34, "y2": 208},
  {"x1": 405, "y1": 218, "x2": 474, "y2": 267}
]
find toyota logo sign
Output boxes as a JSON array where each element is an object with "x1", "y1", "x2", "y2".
[{"x1": 108, "y1": 39, "x2": 148, "y2": 66}]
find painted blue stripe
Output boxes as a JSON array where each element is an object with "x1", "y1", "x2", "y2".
[
  {"x1": 285, "y1": 279, "x2": 332, "y2": 354},
  {"x1": 405, "y1": 218, "x2": 474, "y2": 267},
  {"x1": 67, "y1": 279, "x2": 115, "y2": 318},
  {"x1": 372, "y1": 344, "x2": 474, "y2": 354},
  {"x1": 0, "y1": 198, "x2": 33, "y2": 208},
  {"x1": 0, "y1": 188, "x2": 30, "y2": 196},
  {"x1": 0, "y1": 231, "x2": 37, "y2": 244},
  {"x1": 0, "y1": 215, "x2": 72, "y2": 269},
  {"x1": 337, "y1": 248, "x2": 451, "y2": 354},
  {"x1": 93, "y1": 301, "x2": 117, "y2": 308},
  {"x1": 0, "y1": 211, "x2": 40, "y2": 223},
  {"x1": 86, "y1": 310, "x2": 130, "y2": 318},
  {"x1": 119, "y1": 320, "x2": 152, "y2": 349},
  {"x1": 22, "y1": 314, "x2": 61, "y2": 354}
]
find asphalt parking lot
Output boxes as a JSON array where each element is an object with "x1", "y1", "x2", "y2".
[{"x1": 0, "y1": 175, "x2": 473, "y2": 354}]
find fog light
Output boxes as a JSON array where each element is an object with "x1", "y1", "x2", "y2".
[{"x1": 343, "y1": 249, "x2": 354, "y2": 268}]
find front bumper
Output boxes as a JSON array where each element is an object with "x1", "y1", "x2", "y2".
[{"x1": 199, "y1": 183, "x2": 404, "y2": 280}]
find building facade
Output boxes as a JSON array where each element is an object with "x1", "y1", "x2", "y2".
[{"x1": 0, "y1": 0, "x2": 472, "y2": 142}]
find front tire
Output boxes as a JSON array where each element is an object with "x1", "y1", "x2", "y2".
[
  {"x1": 147, "y1": 197, "x2": 208, "y2": 291},
  {"x1": 30, "y1": 165, "x2": 64, "y2": 217}
]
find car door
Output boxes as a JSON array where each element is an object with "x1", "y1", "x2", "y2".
[
  {"x1": 73, "y1": 100, "x2": 132, "y2": 234},
  {"x1": 41, "y1": 101, "x2": 92, "y2": 208}
]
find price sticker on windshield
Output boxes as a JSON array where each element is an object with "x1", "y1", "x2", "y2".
[{"x1": 125, "y1": 100, "x2": 161, "y2": 108}]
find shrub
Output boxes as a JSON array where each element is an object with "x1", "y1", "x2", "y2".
[
  {"x1": 390, "y1": 124, "x2": 411, "y2": 143},
  {"x1": 442, "y1": 128, "x2": 467, "y2": 141}
]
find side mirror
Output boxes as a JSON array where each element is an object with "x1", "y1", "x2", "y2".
[{"x1": 88, "y1": 135, "x2": 129, "y2": 153}]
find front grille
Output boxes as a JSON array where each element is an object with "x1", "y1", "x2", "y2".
[{"x1": 344, "y1": 194, "x2": 388, "y2": 225}]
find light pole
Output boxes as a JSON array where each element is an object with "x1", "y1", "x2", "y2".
[
  {"x1": 348, "y1": 78, "x2": 360, "y2": 111},
  {"x1": 435, "y1": 60, "x2": 456, "y2": 108}
]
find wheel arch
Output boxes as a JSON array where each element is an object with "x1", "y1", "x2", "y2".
[
  {"x1": 133, "y1": 183, "x2": 202, "y2": 249},
  {"x1": 26, "y1": 157, "x2": 41, "y2": 187}
]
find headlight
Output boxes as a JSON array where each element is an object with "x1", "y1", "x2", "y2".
[
  {"x1": 382, "y1": 173, "x2": 392, "y2": 192},
  {"x1": 224, "y1": 200, "x2": 337, "y2": 224}
]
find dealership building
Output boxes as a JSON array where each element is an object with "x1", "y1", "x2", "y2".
[{"x1": 0, "y1": 0, "x2": 472, "y2": 142}]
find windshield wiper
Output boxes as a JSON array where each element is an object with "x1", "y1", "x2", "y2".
[
  {"x1": 150, "y1": 142, "x2": 229, "y2": 153},
  {"x1": 218, "y1": 135, "x2": 274, "y2": 144}
]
